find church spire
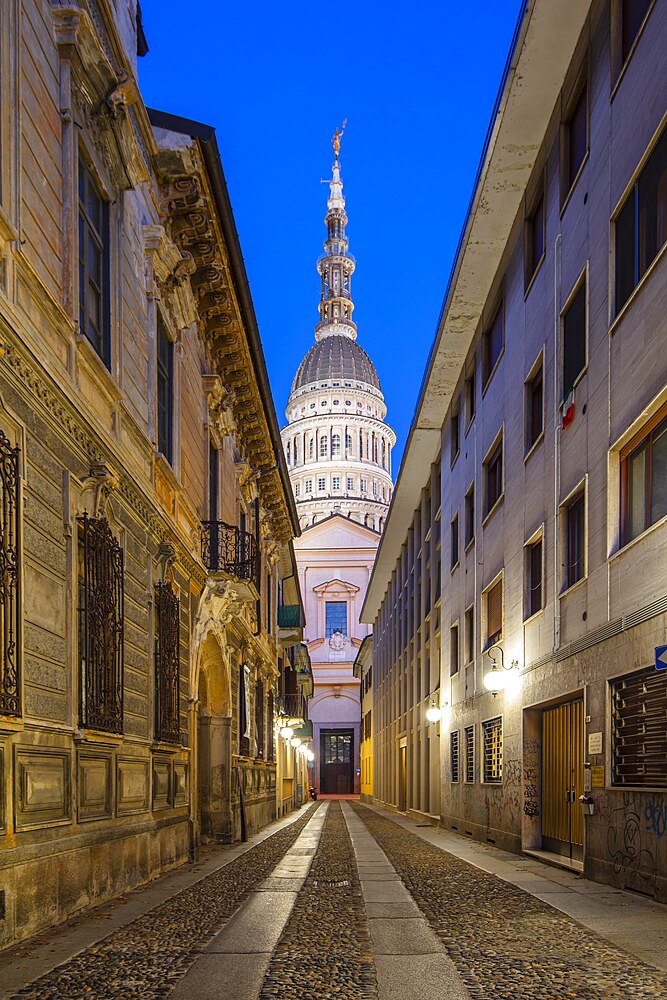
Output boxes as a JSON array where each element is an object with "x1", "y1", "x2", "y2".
[{"x1": 315, "y1": 122, "x2": 357, "y2": 342}]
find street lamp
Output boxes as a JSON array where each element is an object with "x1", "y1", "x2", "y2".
[
  {"x1": 280, "y1": 725, "x2": 294, "y2": 740},
  {"x1": 290, "y1": 736, "x2": 302, "y2": 749},
  {"x1": 483, "y1": 646, "x2": 518, "y2": 696},
  {"x1": 425, "y1": 699, "x2": 442, "y2": 723}
]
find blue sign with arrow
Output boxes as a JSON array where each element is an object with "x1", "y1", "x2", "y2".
[{"x1": 655, "y1": 645, "x2": 667, "y2": 671}]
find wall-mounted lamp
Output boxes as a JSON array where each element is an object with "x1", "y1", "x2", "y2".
[
  {"x1": 483, "y1": 646, "x2": 519, "y2": 696},
  {"x1": 290, "y1": 736, "x2": 302, "y2": 749},
  {"x1": 280, "y1": 725, "x2": 294, "y2": 741},
  {"x1": 426, "y1": 698, "x2": 445, "y2": 723}
]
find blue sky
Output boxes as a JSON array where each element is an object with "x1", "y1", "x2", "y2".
[{"x1": 138, "y1": 1, "x2": 523, "y2": 468}]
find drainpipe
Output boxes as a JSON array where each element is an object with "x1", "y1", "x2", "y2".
[{"x1": 553, "y1": 232, "x2": 563, "y2": 653}]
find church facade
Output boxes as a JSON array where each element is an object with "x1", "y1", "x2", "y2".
[{"x1": 281, "y1": 131, "x2": 394, "y2": 793}]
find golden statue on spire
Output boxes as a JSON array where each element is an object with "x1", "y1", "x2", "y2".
[{"x1": 332, "y1": 119, "x2": 347, "y2": 158}]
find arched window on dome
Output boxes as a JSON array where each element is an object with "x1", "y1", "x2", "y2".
[
  {"x1": 293, "y1": 438, "x2": 298, "y2": 464},
  {"x1": 309, "y1": 437, "x2": 314, "y2": 460},
  {"x1": 331, "y1": 434, "x2": 341, "y2": 457},
  {"x1": 359, "y1": 430, "x2": 363, "y2": 459},
  {"x1": 320, "y1": 437, "x2": 328, "y2": 458},
  {"x1": 372, "y1": 434, "x2": 378, "y2": 464},
  {"x1": 286, "y1": 441, "x2": 291, "y2": 465},
  {"x1": 345, "y1": 432, "x2": 352, "y2": 456},
  {"x1": 382, "y1": 438, "x2": 386, "y2": 469}
]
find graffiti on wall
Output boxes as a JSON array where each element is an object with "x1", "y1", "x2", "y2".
[
  {"x1": 599, "y1": 791, "x2": 656, "y2": 890},
  {"x1": 522, "y1": 738, "x2": 540, "y2": 818},
  {"x1": 644, "y1": 798, "x2": 666, "y2": 838}
]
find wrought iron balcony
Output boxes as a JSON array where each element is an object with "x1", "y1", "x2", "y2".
[
  {"x1": 279, "y1": 691, "x2": 309, "y2": 723},
  {"x1": 201, "y1": 520, "x2": 259, "y2": 590}
]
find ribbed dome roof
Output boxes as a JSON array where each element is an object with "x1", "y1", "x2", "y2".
[{"x1": 292, "y1": 336, "x2": 381, "y2": 393}]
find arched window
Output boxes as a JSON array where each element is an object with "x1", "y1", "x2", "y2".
[
  {"x1": 382, "y1": 438, "x2": 386, "y2": 468},
  {"x1": 293, "y1": 438, "x2": 298, "y2": 464},
  {"x1": 345, "y1": 432, "x2": 352, "y2": 454},
  {"x1": 359, "y1": 430, "x2": 363, "y2": 458},
  {"x1": 331, "y1": 433, "x2": 341, "y2": 457},
  {"x1": 286, "y1": 441, "x2": 291, "y2": 464},
  {"x1": 309, "y1": 437, "x2": 314, "y2": 460},
  {"x1": 320, "y1": 436, "x2": 328, "y2": 457}
]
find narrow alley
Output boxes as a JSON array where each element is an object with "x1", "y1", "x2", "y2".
[{"x1": 3, "y1": 802, "x2": 666, "y2": 1000}]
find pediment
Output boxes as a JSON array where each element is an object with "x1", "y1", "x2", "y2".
[{"x1": 312, "y1": 578, "x2": 360, "y2": 597}]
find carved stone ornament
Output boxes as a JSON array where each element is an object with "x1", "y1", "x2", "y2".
[
  {"x1": 202, "y1": 374, "x2": 236, "y2": 439},
  {"x1": 328, "y1": 630, "x2": 346, "y2": 652},
  {"x1": 193, "y1": 579, "x2": 251, "y2": 656},
  {"x1": 80, "y1": 463, "x2": 120, "y2": 518},
  {"x1": 157, "y1": 540, "x2": 177, "y2": 582}
]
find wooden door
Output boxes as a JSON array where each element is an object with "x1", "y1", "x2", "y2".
[
  {"x1": 320, "y1": 730, "x2": 353, "y2": 794},
  {"x1": 542, "y1": 700, "x2": 584, "y2": 860}
]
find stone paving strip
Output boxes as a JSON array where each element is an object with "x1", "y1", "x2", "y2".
[
  {"x1": 8, "y1": 805, "x2": 317, "y2": 1000},
  {"x1": 342, "y1": 802, "x2": 469, "y2": 1000},
  {"x1": 352, "y1": 802, "x2": 667, "y2": 1000},
  {"x1": 259, "y1": 800, "x2": 378, "y2": 1000}
]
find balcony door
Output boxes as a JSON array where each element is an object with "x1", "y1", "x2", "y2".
[{"x1": 320, "y1": 729, "x2": 354, "y2": 794}]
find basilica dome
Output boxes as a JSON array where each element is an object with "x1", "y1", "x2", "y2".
[{"x1": 292, "y1": 335, "x2": 381, "y2": 393}]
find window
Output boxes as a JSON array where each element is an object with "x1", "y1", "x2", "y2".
[
  {"x1": 451, "y1": 402, "x2": 460, "y2": 465},
  {"x1": 295, "y1": 483, "x2": 301, "y2": 498},
  {"x1": 345, "y1": 433, "x2": 352, "y2": 452},
  {"x1": 562, "y1": 82, "x2": 588, "y2": 198},
  {"x1": 372, "y1": 482, "x2": 378, "y2": 496},
  {"x1": 565, "y1": 490, "x2": 585, "y2": 587},
  {"x1": 450, "y1": 623, "x2": 459, "y2": 677},
  {"x1": 78, "y1": 514, "x2": 124, "y2": 733},
  {"x1": 0, "y1": 431, "x2": 20, "y2": 717},
  {"x1": 620, "y1": 408, "x2": 667, "y2": 544},
  {"x1": 320, "y1": 437, "x2": 328, "y2": 457},
  {"x1": 78, "y1": 158, "x2": 110, "y2": 365},
  {"x1": 612, "y1": 665, "x2": 667, "y2": 787},
  {"x1": 485, "y1": 578, "x2": 503, "y2": 647},
  {"x1": 526, "y1": 537, "x2": 543, "y2": 618},
  {"x1": 332, "y1": 476, "x2": 340, "y2": 490},
  {"x1": 482, "y1": 717, "x2": 503, "y2": 783},
  {"x1": 562, "y1": 278, "x2": 586, "y2": 399},
  {"x1": 621, "y1": 0, "x2": 652, "y2": 63},
  {"x1": 239, "y1": 665, "x2": 250, "y2": 756},
  {"x1": 361, "y1": 478, "x2": 367, "y2": 492},
  {"x1": 450, "y1": 731, "x2": 460, "y2": 782},
  {"x1": 464, "y1": 605, "x2": 474, "y2": 664},
  {"x1": 465, "y1": 484, "x2": 475, "y2": 548},
  {"x1": 347, "y1": 476, "x2": 354, "y2": 490},
  {"x1": 318, "y1": 477, "x2": 326, "y2": 491},
  {"x1": 325, "y1": 600, "x2": 347, "y2": 636},
  {"x1": 615, "y1": 128, "x2": 667, "y2": 315},
  {"x1": 525, "y1": 189, "x2": 545, "y2": 287},
  {"x1": 305, "y1": 479, "x2": 312, "y2": 494},
  {"x1": 255, "y1": 680, "x2": 264, "y2": 759},
  {"x1": 465, "y1": 366, "x2": 476, "y2": 426},
  {"x1": 525, "y1": 359, "x2": 544, "y2": 451},
  {"x1": 464, "y1": 726, "x2": 475, "y2": 783},
  {"x1": 267, "y1": 691, "x2": 275, "y2": 762},
  {"x1": 332, "y1": 434, "x2": 341, "y2": 456},
  {"x1": 309, "y1": 438, "x2": 314, "y2": 459},
  {"x1": 293, "y1": 439, "x2": 298, "y2": 463},
  {"x1": 154, "y1": 581, "x2": 180, "y2": 743},
  {"x1": 483, "y1": 303, "x2": 504, "y2": 387},
  {"x1": 484, "y1": 436, "x2": 503, "y2": 515},
  {"x1": 156, "y1": 316, "x2": 173, "y2": 462},
  {"x1": 450, "y1": 513, "x2": 459, "y2": 569}
]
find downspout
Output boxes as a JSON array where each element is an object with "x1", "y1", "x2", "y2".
[{"x1": 553, "y1": 232, "x2": 563, "y2": 653}]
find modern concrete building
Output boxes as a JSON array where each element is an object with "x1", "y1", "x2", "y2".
[
  {"x1": 363, "y1": 0, "x2": 667, "y2": 902},
  {"x1": 282, "y1": 133, "x2": 394, "y2": 793},
  {"x1": 0, "y1": 1, "x2": 306, "y2": 948}
]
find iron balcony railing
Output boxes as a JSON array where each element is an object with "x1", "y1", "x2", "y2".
[
  {"x1": 201, "y1": 520, "x2": 259, "y2": 589},
  {"x1": 279, "y1": 691, "x2": 308, "y2": 722}
]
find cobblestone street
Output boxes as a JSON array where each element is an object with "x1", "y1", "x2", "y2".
[{"x1": 2, "y1": 802, "x2": 666, "y2": 1000}]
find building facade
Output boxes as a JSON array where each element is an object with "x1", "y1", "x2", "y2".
[
  {"x1": 364, "y1": 0, "x2": 667, "y2": 902},
  {"x1": 281, "y1": 136, "x2": 394, "y2": 793},
  {"x1": 0, "y1": 1, "x2": 304, "y2": 949}
]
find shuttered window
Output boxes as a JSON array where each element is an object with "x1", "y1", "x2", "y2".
[
  {"x1": 486, "y1": 579, "x2": 502, "y2": 646},
  {"x1": 465, "y1": 725, "x2": 475, "y2": 783},
  {"x1": 483, "y1": 716, "x2": 503, "y2": 784},
  {"x1": 612, "y1": 666, "x2": 667, "y2": 787},
  {"x1": 450, "y1": 731, "x2": 460, "y2": 783}
]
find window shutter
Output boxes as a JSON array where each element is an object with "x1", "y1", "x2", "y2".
[{"x1": 487, "y1": 580, "x2": 502, "y2": 640}]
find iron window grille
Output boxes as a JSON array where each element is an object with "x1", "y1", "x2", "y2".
[
  {"x1": 239, "y1": 664, "x2": 250, "y2": 757},
  {"x1": 465, "y1": 725, "x2": 475, "y2": 783},
  {"x1": 154, "y1": 581, "x2": 180, "y2": 743},
  {"x1": 612, "y1": 666, "x2": 667, "y2": 787},
  {"x1": 450, "y1": 730, "x2": 460, "y2": 782},
  {"x1": 0, "y1": 432, "x2": 20, "y2": 717},
  {"x1": 266, "y1": 690, "x2": 275, "y2": 762},
  {"x1": 255, "y1": 680, "x2": 264, "y2": 759},
  {"x1": 78, "y1": 514, "x2": 124, "y2": 733},
  {"x1": 482, "y1": 716, "x2": 503, "y2": 784}
]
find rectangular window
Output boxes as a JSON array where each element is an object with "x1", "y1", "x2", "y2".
[
  {"x1": 78, "y1": 514, "x2": 124, "y2": 733},
  {"x1": 465, "y1": 367, "x2": 476, "y2": 426},
  {"x1": 563, "y1": 82, "x2": 588, "y2": 198},
  {"x1": 451, "y1": 402, "x2": 460, "y2": 464},
  {"x1": 622, "y1": 0, "x2": 652, "y2": 62},
  {"x1": 612, "y1": 665, "x2": 667, "y2": 787},
  {"x1": 482, "y1": 716, "x2": 503, "y2": 783},
  {"x1": 464, "y1": 605, "x2": 474, "y2": 664},
  {"x1": 450, "y1": 731, "x2": 460, "y2": 783},
  {"x1": 450, "y1": 623, "x2": 459, "y2": 676},
  {"x1": 450, "y1": 513, "x2": 459, "y2": 569},
  {"x1": 485, "y1": 437, "x2": 503, "y2": 515},
  {"x1": 78, "y1": 158, "x2": 110, "y2": 365},
  {"x1": 615, "y1": 127, "x2": 667, "y2": 315},
  {"x1": 483, "y1": 303, "x2": 504, "y2": 387},
  {"x1": 526, "y1": 361, "x2": 543, "y2": 451},
  {"x1": 465, "y1": 484, "x2": 475, "y2": 547},
  {"x1": 318, "y1": 477, "x2": 326, "y2": 491},
  {"x1": 325, "y1": 600, "x2": 347, "y2": 636},
  {"x1": 305, "y1": 479, "x2": 312, "y2": 494},
  {"x1": 156, "y1": 316, "x2": 173, "y2": 462},
  {"x1": 295, "y1": 483, "x2": 300, "y2": 497},
  {"x1": 0, "y1": 430, "x2": 20, "y2": 717},
  {"x1": 332, "y1": 476, "x2": 340, "y2": 490},
  {"x1": 562, "y1": 278, "x2": 586, "y2": 399},
  {"x1": 347, "y1": 476, "x2": 354, "y2": 490},
  {"x1": 525, "y1": 190, "x2": 545, "y2": 287},
  {"x1": 526, "y1": 537, "x2": 543, "y2": 618},
  {"x1": 485, "y1": 578, "x2": 502, "y2": 647},
  {"x1": 464, "y1": 725, "x2": 475, "y2": 783},
  {"x1": 566, "y1": 491, "x2": 585, "y2": 587},
  {"x1": 361, "y1": 478, "x2": 367, "y2": 492},
  {"x1": 154, "y1": 581, "x2": 180, "y2": 743},
  {"x1": 621, "y1": 408, "x2": 667, "y2": 544}
]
